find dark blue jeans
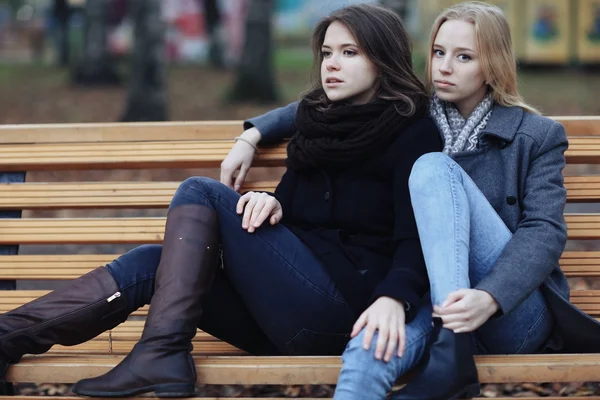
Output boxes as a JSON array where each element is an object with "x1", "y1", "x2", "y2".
[{"x1": 106, "y1": 177, "x2": 356, "y2": 355}]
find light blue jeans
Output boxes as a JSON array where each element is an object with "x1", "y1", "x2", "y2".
[{"x1": 334, "y1": 153, "x2": 554, "y2": 400}]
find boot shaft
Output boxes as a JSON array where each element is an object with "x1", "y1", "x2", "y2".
[{"x1": 0, "y1": 267, "x2": 129, "y2": 363}]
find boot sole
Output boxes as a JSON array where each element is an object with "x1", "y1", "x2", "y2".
[{"x1": 73, "y1": 383, "x2": 196, "y2": 398}]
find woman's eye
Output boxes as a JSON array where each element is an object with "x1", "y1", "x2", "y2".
[
  {"x1": 343, "y1": 49, "x2": 357, "y2": 56},
  {"x1": 458, "y1": 54, "x2": 471, "y2": 61},
  {"x1": 322, "y1": 50, "x2": 332, "y2": 58},
  {"x1": 433, "y1": 49, "x2": 444, "y2": 57}
]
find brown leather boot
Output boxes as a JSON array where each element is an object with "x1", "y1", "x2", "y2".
[
  {"x1": 73, "y1": 204, "x2": 219, "y2": 398},
  {"x1": 0, "y1": 266, "x2": 129, "y2": 381}
]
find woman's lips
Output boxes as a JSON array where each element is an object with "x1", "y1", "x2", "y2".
[{"x1": 435, "y1": 80, "x2": 455, "y2": 89}]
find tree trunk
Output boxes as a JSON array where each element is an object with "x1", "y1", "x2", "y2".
[
  {"x1": 228, "y1": 0, "x2": 279, "y2": 103},
  {"x1": 120, "y1": 0, "x2": 168, "y2": 122},
  {"x1": 201, "y1": 0, "x2": 224, "y2": 68},
  {"x1": 71, "y1": 0, "x2": 121, "y2": 85},
  {"x1": 53, "y1": 0, "x2": 71, "y2": 66}
]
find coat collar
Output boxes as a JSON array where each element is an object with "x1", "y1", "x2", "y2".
[{"x1": 481, "y1": 104, "x2": 524, "y2": 142}]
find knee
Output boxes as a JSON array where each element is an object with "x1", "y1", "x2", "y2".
[
  {"x1": 178, "y1": 176, "x2": 219, "y2": 195},
  {"x1": 408, "y1": 152, "x2": 454, "y2": 196},
  {"x1": 341, "y1": 330, "x2": 394, "y2": 379},
  {"x1": 172, "y1": 176, "x2": 222, "y2": 208},
  {"x1": 109, "y1": 244, "x2": 162, "y2": 278}
]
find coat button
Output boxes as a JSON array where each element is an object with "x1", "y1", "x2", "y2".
[
  {"x1": 506, "y1": 196, "x2": 517, "y2": 205},
  {"x1": 499, "y1": 140, "x2": 507, "y2": 149},
  {"x1": 324, "y1": 191, "x2": 330, "y2": 201}
]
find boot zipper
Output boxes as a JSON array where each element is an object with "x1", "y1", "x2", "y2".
[
  {"x1": 107, "y1": 292, "x2": 121, "y2": 302},
  {"x1": 1, "y1": 292, "x2": 122, "y2": 340}
]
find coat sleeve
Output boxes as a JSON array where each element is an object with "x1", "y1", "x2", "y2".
[
  {"x1": 475, "y1": 122, "x2": 568, "y2": 315},
  {"x1": 370, "y1": 119, "x2": 443, "y2": 322},
  {"x1": 243, "y1": 102, "x2": 299, "y2": 144}
]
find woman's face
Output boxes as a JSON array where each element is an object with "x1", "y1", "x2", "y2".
[
  {"x1": 320, "y1": 21, "x2": 378, "y2": 105},
  {"x1": 430, "y1": 19, "x2": 489, "y2": 117}
]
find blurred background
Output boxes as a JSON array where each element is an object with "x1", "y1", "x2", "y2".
[{"x1": 0, "y1": 0, "x2": 599, "y2": 125}]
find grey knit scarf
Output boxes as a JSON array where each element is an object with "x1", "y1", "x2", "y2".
[{"x1": 430, "y1": 93, "x2": 494, "y2": 155}]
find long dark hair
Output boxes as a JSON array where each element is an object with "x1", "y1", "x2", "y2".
[{"x1": 304, "y1": 3, "x2": 429, "y2": 117}]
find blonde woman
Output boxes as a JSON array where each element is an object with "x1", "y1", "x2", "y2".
[{"x1": 221, "y1": 2, "x2": 600, "y2": 399}]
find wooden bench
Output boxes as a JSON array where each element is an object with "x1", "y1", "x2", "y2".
[{"x1": 1, "y1": 117, "x2": 600, "y2": 399}]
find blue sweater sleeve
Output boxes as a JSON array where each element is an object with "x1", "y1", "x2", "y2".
[{"x1": 243, "y1": 102, "x2": 299, "y2": 144}]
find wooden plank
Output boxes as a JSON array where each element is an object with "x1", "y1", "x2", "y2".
[
  {"x1": 0, "y1": 181, "x2": 281, "y2": 209},
  {"x1": 565, "y1": 176, "x2": 600, "y2": 202},
  {"x1": 1, "y1": 252, "x2": 600, "y2": 280},
  {"x1": 0, "y1": 121, "x2": 243, "y2": 144},
  {"x1": 561, "y1": 251, "x2": 600, "y2": 276},
  {"x1": 0, "y1": 218, "x2": 166, "y2": 244},
  {"x1": 0, "y1": 117, "x2": 596, "y2": 146},
  {"x1": 2, "y1": 290, "x2": 597, "y2": 316},
  {"x1": 0, "y1": 134, "x2": 595, "y2": 171},
  {"x1": 7, "y1": 354, "x2": 600, "y2": 384},
  {"x1": 554, "y1": 116, "x2": 600, "y2": 135},
  {"x1": 0, "y1": 176, "x2": 595, "y2": 209},
  {"x1": 0, "y1": 214, "x2": 594, "y2": 244},
  {"x1": 0, "y1": 141, "x2": 287, "y2": 171}
]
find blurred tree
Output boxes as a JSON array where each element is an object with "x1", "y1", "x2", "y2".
[
  {"x1": 380, "y1": 0, "x2": 408, "y2": 19},
  {"x1": 53, "y1": 0, "x2": 71, "y2": 67},
  {"x1": 228, "y1": 0, "x2": 279, "y2": 103},
  {"x1": 120, "y1": 0, "x2": 167, "y2": 121},
  {"x1": 201, "y1": 0, "x2": 225, "y2": 68},
  {"x1": 71, "y1": 0, "x2": 121, "y2": 85}
]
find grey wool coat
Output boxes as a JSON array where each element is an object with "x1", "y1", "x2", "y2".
[{"x1": 245, "y1": 101, "x2": 600, "y2": 353}]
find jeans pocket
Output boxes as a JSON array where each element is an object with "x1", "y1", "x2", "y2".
[{"x1": 285, "y1": 328, "x2": 350, "y2": 356}]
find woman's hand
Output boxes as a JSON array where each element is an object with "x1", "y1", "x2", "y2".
[
  {"x1": 236, "y1": 191, "x2": 283, "y2": 233},
  {"x1": 433, "y1": 288, "x2": 499, "y2": 333},
  {"x1": 351, "y1": 296, "x2": 406, "y2": 362},
  {"x1": 221, "y1": 127, "x2": 261, "y2": 192}
]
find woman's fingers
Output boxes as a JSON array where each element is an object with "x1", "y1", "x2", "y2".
[
  {"x1": 397, "y1": 322, "x2": 406, "y2": 357},
  {"x1": 234, "y1": 164, "x2": 250, "y2": 192},
  {"x1": 247, "y1": 197, "x2": 267, "y2": 232},
  {"x1": 383, "y1": 322, "x2": 398, "y2": 362},
  {"x1": 242, "y1": 194, "x2": 258, "y2": 230},
  {"x1": 374, "y1": 320, "x2": 389, "y2": 360},
  {"x1": 238, "y1": 193, "x2": 283, "y2": 232},
  {"x1": 362, "y1": 322, "x2": 377, "y2": 351},
  {"x1": 236, "y1": 192, "x2": 252, "y2": 214}
]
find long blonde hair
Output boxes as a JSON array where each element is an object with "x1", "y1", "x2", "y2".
[{"x1": 425, "y1": 1, "x2": 539, "y2": 114}]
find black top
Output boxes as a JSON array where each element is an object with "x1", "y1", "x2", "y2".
[{"x1": 274, "y1": 116, "x2": 443, "y2": 320}]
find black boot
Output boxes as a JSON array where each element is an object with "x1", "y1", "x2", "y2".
[
  {"x1": 0, "y1": 266, "x2": 130, "y2": 381},
  {"x1": 73, "y1": 204, "x2": 219, "y2": 398},
  {"x1": 390, "y1": 318, "x2": 480, "y2": 400}
]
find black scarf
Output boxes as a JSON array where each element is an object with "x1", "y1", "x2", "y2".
[{"x1": 286, "y1": 98, "x2": 420, "y2": 170}]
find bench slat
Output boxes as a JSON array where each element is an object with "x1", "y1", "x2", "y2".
[
  {"x1": 0, "y1": 141, "x2": 287, "y2": 171},
  {"x1": 7, "y1": 354, "x2": 600, "y2": 384},
  {"x1": 0, "y1": 117, "x2": 596, "y2": 144},
  {"x1": 0, "y1": 177, "x2": 595, "y2": 210},
  {"x1": 0, "y1": 135, "x2": 594, "y2": 171},
  {"x1": 0, "y1": 121, "x2": 243, "y2": 144},
  {"x1": 2, "y1": 290, "x2": 597, "y2": 316},
  {"x1": 0, "y1": 181, "x2": 281, "y2": 209},
  {"x1": 0, "y1": 214, "x2": 595, "y2": 244},
  {"x1": 0, "y1": 252, "x2": 598, "y2": 280}
]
